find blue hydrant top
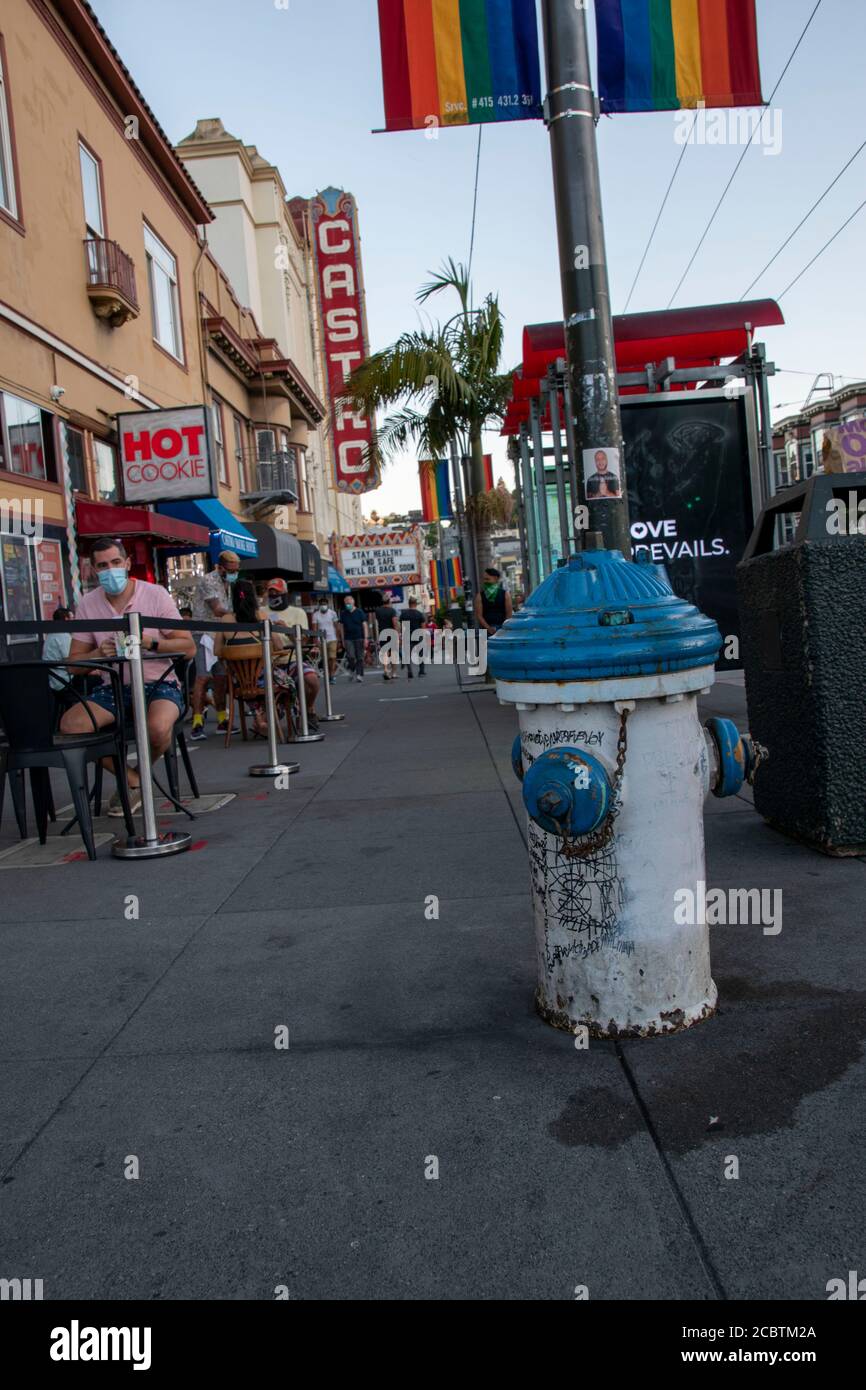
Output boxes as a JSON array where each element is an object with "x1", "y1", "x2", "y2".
[{"x1": 487, "y1": 550, "x2": 722, "y2": 683}]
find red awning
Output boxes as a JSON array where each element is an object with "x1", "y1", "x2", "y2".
[
  {"x1": 75, "y1": 499, "x2": 211, "y2": 548},
  {"x1": 521, "y1": 299, "x2": 784, "y2": 378}
]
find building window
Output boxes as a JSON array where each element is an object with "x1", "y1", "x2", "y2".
[
  {"x1": 64, "y1": 425, "x2": 87, "y2": 493},
  {"x1": 93, "y1": 439, "x2": 118, "y2": 502},
  {"x1": 144, "y1": 224, "x2": 183, "y2": 360},
  {"x1": 212, "y1": 400, "x2": 227, "y2": 485},
  {"x1": 256, "y1": 429, "x2": 275, "y2": 462},
  {"x1": 297, "y1": 448, "x2": 310, "y2": 511},
  {"x1": 800, "y1": 445, "x2": 815, "y2": 479},
  {"x1": 1, "y1": 392, "x2": 48, "y2": 479},
  {"x1": 79, "y1": 140, "x2": 104, "y2": 239},
  {"x1": 234, "y1": 416, "x2": 248, "y2": 493},
  {"x1": 0, "y1": 36, "x2": 19, "y2": 220}
]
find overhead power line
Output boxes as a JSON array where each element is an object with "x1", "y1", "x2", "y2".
[
  {"x1": 467, "y1": 126, "x2": 483, "y2": 297},
  {"x1": 666, "y1": 0, "x2": 824, "y2": 309},
  {"x1": 740, "y1": 135, "x2": 866, "y2": 299},
  {"x1": 623, "y1": 111, "x2": 698, "y2": 313},
  {"x1": 777, "y1": 191, "x2": 866, "y2": 301}
]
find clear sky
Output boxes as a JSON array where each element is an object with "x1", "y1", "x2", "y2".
[{"x1": 90, "y1": 0, "x2": 865, "y2": 515}]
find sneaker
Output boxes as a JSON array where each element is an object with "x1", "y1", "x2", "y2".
[
  {"x1": 190, "y1": 724, "x2": 207, "y2": 741},
  {"x1": 217, "y1": 717, "x2": 241, "y2": 735},
  {"x1": 108, "y1": 789, "x2": 142, "y2": 818},
  {"x1": 355, "y1": 675, "x2": 363, "y2": 683},
  {"x1": 329, "y1": 677, "x2": 336, "y2": 686},
  {"x1": 407, "y1": 671, "x2": 414, "y2": 680},
  {"x1": 419, "y1": 669, "x2": 426, "y2": 677}
]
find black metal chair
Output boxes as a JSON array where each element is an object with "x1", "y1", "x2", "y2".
[{"x1": 0, "y1": 662, "x2": 136, "y2": 860}]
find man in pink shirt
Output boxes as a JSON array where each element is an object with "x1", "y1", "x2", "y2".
[{"x1": 61, "y1": 537, "x2": 196, "y2": 814}]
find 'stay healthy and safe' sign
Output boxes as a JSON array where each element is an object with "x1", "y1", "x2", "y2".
[
  {"x1": 338, "y1": 530, "x2": 421, "y2": 587},
  {"x1": 310, "y1": 189, "x2": 378, "y2": 495},
  {"x1": 117, "y1": 406, "x2": 215, "y2": 505}
]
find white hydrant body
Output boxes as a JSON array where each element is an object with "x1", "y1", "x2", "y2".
[
  {"x1": 501, "y1": 668, "x2": 715, "y2": 1037},
  {"x1": 488, "y1": 549, "x2": 748, "y2": 1040}
]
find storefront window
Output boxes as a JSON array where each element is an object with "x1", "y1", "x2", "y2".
[{"x1": 94, "y1": 439, "x2": 119, "y2": 502}]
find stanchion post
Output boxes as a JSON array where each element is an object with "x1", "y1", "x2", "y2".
[
  {"x1": 317, "y1": 632, "x2": 345, "y2": 722},
  {"x1": 112, "y1": 612, "x2": 192, "y2": 859},
  {"x1": 249, "y1": 617, "x2": 300, "y2": 778},
  {"x1": 289, "y1": 624, "x2": 324, "y2": 744}
]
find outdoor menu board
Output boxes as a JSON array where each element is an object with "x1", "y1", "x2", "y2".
[
  {"x1": 1, "y1": 534, "x2": 38, "y2": 644},
  {"x1": 35, "y1": 538, "x2": 67, "y2": 619}
]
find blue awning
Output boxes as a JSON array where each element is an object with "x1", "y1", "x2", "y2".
[
  {"x1": 158, "y1": 499, "x2": 259, "y2": 558},
  {"x1": 327, "y1": 565, "x2": 351, "y2": 593}
]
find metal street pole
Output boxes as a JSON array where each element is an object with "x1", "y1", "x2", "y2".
[
  {"x1": 541, "y1": 0, "x2": 631, "y2": 557},
  {"x1": 529, "y1": 397, "x2": 553, "y2": 578},
  {"x1": 518, "y1": 424, "x2": 539, "y2": 590},
  {"x1": 545, "y1": 366, "x2": 571, "y2": 558}
]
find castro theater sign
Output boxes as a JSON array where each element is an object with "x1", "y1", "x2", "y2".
[
  {"x1": 339, "y1": 530, "x2": 422, "y2": 588},
  {"x1": 117, "y1": 406, "x2": 215, "y2": 505},
  {"x1": 310, "y1": 188, "x2": 378, "y2": 495}
]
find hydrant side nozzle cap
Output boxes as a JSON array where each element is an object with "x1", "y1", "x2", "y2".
[{"x1": 488, "y1": 549, "x2": 722, "y2": 683}]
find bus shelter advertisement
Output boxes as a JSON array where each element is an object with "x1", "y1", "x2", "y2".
[{"x1": 622, "y1": 393, "x2": 755, "y2": 669}]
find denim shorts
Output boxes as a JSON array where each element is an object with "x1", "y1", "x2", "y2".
[{"x1": 89, "y1": 680, "x2": 184, "y2": 720}]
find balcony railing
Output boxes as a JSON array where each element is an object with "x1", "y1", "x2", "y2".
[
  {"x1": 84, "y1": 237, "x2": 139, "y2": 326},
  {"x1": 243, "y1": 451, "x2": 298, "y2": 502}
]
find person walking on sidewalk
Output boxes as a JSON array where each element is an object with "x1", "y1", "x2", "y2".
[
  {"x1": 190, "y1": 550, "x2": 240, "y2": 740},
  {"x1": 401, "y1": 596, "x2": 426, "y2": 679},
  {"x1": 376, "y1": 594, "x2": 399, "y2": 680},
  {"x1": 314, "y1": 600, "x2": 339, "y2": 684},
  {"x1": 338, "y1": 598, "x2": 368, "y2": 682}
]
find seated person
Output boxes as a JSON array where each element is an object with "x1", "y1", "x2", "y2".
[
  {"x1": 215, "y1": 580, "x2": 291, "y2": 738},
  {"x1": 60, "y1": 538, "x2": 195, "y2": 816}
]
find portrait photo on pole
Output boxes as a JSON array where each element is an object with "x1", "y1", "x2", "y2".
[{"x1": 583, "y1": 446, "x2": 622, "y2": 499}]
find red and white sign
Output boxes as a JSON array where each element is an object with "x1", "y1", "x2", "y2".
[
  {"x1": 35, "y1": 538, "x2": 67, "y2": 619},
  {"x1": 338, "y1": 530, "x2": 421, "y2": 587},
  {"x1": 310, "y1": 189, "x2": 378, "y2": 495},
  {"x1": 117, "y1": 406, "x2": 215, "y2": 505}
]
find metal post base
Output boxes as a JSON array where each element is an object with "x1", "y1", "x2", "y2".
[
  {"x1": 317, "y1": 713, "x2": 345, "y2": 722},
  {"x1": 112, "y1": 830, "x2": 193, "y2": 859},
  {"x1": 289, "y1": 732, "x2": 325, "y2": 744},
  {"x1": 249, "y1": 762, "x2": 300, "y2": 777}
]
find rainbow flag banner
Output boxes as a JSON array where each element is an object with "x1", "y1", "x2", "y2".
[
  {"x1": 377, "y1": 0, "x2": 543, "y2": 133},
  {"x1": 420, "y1": 459, "x2": 453, "y2": 522},
  {"x1": 596, "y1": 0, "x2": 764, "y2": 114}
]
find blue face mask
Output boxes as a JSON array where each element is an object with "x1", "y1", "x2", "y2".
[{"x1": 98, "y1": 568, "x2": 129, "y2": 596}]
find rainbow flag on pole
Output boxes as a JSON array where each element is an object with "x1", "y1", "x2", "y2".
[
  {"x1": 420, "y1": 459, "x2": 453, "y2": 522},
  {"x1": 377, "y1": 0, "x2": 543, "y2": 132},
  {"x1": 596, "y1": 0, "x2": 764, "y2": 114}
]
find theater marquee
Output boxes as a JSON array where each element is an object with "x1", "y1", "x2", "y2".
[
  {"x1": 339, "y1": 530, "x2": 421, "y2": 588},
  {"x1": 310, "y1": 188, "x2": 379, "y2": 495}
]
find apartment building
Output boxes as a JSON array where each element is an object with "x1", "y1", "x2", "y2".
[
  {"x1": 0, "y1": 0, "x2": 226, "y2": 630},
  {"x1": 175, "y1": 119, "x2": 368, "y2": 554},
  {"x1": 0, "y1": 0, "x2": 354, "y2": 644}
]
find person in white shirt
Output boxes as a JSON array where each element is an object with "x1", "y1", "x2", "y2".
[
  {"x1": 313, "y1": 601, "x2": 339, "y2": 683},
  {"x1": 42, "y1": 606, "x2": 74, "y2": 691}
]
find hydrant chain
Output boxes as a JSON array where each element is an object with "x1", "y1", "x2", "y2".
[{"x1": 559, "y1": 707, "x2": 630, "y2": 860}]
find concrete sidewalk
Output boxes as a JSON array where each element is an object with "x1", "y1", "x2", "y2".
[{"x1": 0, "y1": 663, "x2": 863, "y2": 1300}]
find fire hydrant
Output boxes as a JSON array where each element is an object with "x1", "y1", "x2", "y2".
[{"x1": 489, "y1": 548, "x2": 755, "y2": 1039}]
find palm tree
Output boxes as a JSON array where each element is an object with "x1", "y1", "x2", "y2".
[{"x1": 347, "y1": 258, "x2": 514, "y2": 574}]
